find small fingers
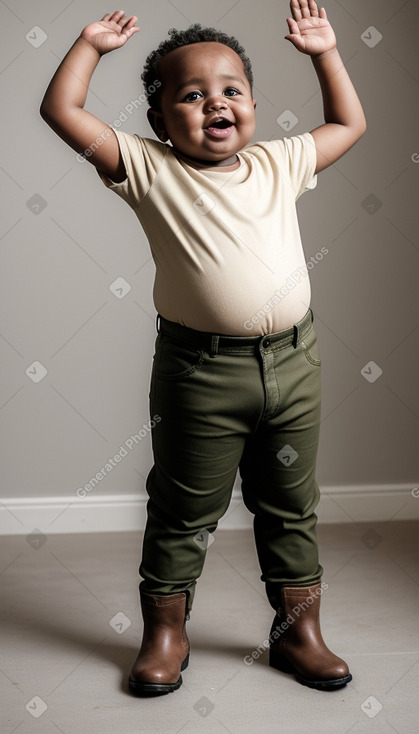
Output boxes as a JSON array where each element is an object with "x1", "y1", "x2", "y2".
[
  {"x1": 308, "y1": 0, "x2": 320, "y2": 17},
  {"x1": 100, "y1": 10, "x2": 125, "y2": 24},
  {"x1": 299, "y1": 0, "x2": 311, "y2": 19},
  {"x1": 120, "y1": 26, "x2": 141, "y2": 40},
  {"x1": 289, "y1": 0, "x2": 302, "y2": 22},
  {"x1": 290, "y1": 0, "x2": 322, "y2": 20},
  {"x1": 109, "y1": 9, "x2": 126, "y2": 19},
  {"x1": 286, "y1": 17, "x2": 301, "y2": 36},
  {"x1": 101, "y1": 9, "x2": 125, "y2": 22},
  {"x1": 121, "y1": 15, "x2": 139, "y2": 32},
  {"x1": 100, "y1": 10, "x2": 139, "y2": 34}
]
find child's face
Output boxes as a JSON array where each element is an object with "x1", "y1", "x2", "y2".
[{"x1": 148, "y1": 42, "x2": 257, "y2": 165}]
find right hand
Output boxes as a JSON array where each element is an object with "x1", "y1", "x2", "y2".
[{"x1": 80, "y1": 10, "x2": 140, "y2": 55}]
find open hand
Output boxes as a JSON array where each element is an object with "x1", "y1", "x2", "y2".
[
  {"x1": 80, "y1": 10, "x2": 140, "y2": 55},
  {"x1": 285, "y1": 0, "x2": 336, "y2": 56}
]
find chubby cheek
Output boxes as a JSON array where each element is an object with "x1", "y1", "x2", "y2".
[
  {"x1": 243, "y1": 105, "x2": 257, "y2": 127},
  {"x1": 169, "y1": 111, "x2": 202, "y2": 140},
  {"x1": 243, "y1": 110, "x2": 256, "y2": 130},
  {"x1": 236, "y1": 116, "x2": 255, "y2": 142}
]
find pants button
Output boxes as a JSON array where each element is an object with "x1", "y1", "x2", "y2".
[{"x1": 263, "y1": 337, "x2": 271, "y2": 348}]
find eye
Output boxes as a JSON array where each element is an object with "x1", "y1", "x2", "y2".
[
  {"x1": 224, "y1": 87, "x2": 240, "y2": 97},
  {"x1": 183, "y1": 91, "x2": 203, "y2": 102}
]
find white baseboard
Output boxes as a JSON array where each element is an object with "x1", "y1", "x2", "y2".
[{"x1": 0, "y1": 484, "x2": 418, "y2": 535}]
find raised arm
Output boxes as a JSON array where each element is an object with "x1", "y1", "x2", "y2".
[
  {"x1": 40, "y1": 11, "x2": 140, "y2": 182},
  {"x1": 285, "y1": 0, "x2": 366, "y2": 174}
]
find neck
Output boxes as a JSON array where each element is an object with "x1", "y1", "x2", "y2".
[{"x1": 174, "y1": 149, "x2": 239, "y2": 169}]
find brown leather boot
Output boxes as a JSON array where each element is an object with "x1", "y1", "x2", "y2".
[
  {"x1": 128, "y1": 590, "x2": 190, "y2": 696},
  {"x1": 269, "y1": 583, "x2": 352, "y2": 690}
]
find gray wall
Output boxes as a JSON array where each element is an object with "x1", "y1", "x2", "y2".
[{"x1": 1, "y1": 0, "x2": 418, "y2": 507}]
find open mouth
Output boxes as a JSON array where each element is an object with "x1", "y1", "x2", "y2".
[{"x1": 205, "y1": 118, "x2": 235, "y2": 138}]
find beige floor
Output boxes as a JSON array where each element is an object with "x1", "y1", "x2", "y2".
[{"x1": 1, "y1": 521, "x2": 418, "y2": 734}]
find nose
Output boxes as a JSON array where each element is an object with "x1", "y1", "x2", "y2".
[{"x1": 205, "y1": 95, "x2": 227, "y2": 112}]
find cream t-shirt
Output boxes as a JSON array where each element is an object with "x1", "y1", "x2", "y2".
[{"x1": 98, "y1": 130, "x2": 317, "y2": 335}]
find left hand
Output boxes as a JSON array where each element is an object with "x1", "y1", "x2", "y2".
[
  {"x1": 285, "y1": 0, "x2": 336, "y2": 56},
  {"x1": 81, "y1": 11, "x2": 140, "y2": 56}
]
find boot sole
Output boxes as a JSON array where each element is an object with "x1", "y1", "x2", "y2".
[
  {"x1": 269, "y1": 650, "x2": 352, "y2": 691},
  {"x1": 128, "y1": 653, "x2": 189, "y2": 697}
]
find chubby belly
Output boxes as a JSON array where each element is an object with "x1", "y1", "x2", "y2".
[{"x1": 153, "y1": 256, "x2": 313, "y2": 336}]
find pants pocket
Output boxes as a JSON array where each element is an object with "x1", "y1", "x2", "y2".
[
  {"x1": 155, "y1": 333, "x2": 206, "y2": 381},
  {"x1": 299, "y1": 325, "x2": 321, "y2": 367}
]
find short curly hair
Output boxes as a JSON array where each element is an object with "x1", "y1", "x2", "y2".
[{"x1": 141, "y1": 24, "x2": 253, "y2": 110}]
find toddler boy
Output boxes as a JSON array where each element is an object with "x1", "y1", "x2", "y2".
[{"x1": 40, "y1": 0, "x2": 366, "y2": 695}]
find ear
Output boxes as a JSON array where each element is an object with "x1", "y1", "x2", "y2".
[{"x1": 146, "y1": 108, "x2": 170, "y2": 142}]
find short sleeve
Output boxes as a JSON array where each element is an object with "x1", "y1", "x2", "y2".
[
  {"x1": 282, "y1": 132, "x2": 318, "y2": 199},
  {"x1": 96, "y1": 130, "x2": 167, "y2": 210}
]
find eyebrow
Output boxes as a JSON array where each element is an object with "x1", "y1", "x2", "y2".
[{"x1": 175, "y1": 74, "x2": 246, "y2": 94}]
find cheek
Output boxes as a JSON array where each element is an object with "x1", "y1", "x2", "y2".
[
  {"x1": 240, "y1": 109, "x2": 256, "y2": 132},
  {"x1": 170, "y1": 109, "x2": 201, "y2": 134}
]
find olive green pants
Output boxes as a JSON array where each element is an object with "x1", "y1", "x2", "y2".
[{"x1": 139, "y1": 308, "x2": 323, "y2": 612}]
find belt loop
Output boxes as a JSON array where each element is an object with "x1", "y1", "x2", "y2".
[
  {"x1": 156, "y1": 314, "x2": 161, "y2": 334},
  {"x1": 292, "y1": 324, "x2": 299, "y2": 349},
  {"x1": 210, "y1": 335, "x2": 219, "y2": 357}
]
